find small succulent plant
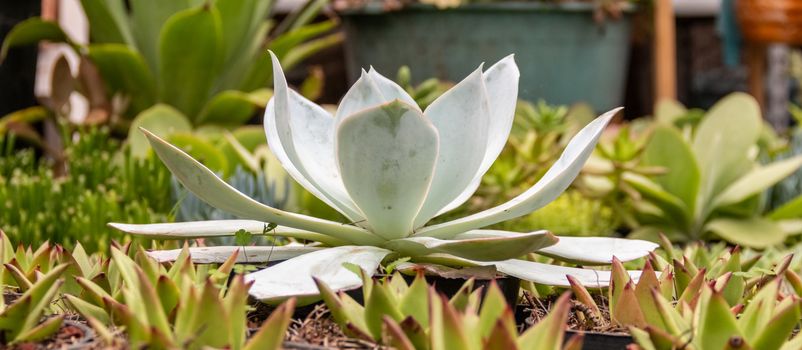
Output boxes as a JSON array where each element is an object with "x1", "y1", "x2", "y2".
[
  {"x1": 65, "y1": 246, "x2": 294, "y2": 349},
  {"x1": 111, "y1": 53, "x2": 657, "y2": 303},
  {"x1": 0, "y1": 263, "x2": 68, "y2": 344},
  {"x1": 317, "y1": 271, "x2": 583, "y2": 350},
  {"x1": 629, "y1": 278, "x2": 802, "y2": 350}
]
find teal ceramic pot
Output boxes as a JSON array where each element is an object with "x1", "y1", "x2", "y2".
[{"x1": 341, "y1": 3, "x2": 633, "y2": 111}]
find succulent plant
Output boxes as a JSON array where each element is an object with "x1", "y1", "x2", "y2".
[
  {"x1": 0, "y1": 264, "x2": 69, "y2": 345},
  {"x1": 626, "y1": 93, "x2": 802, "y2": 248},
  {"x1": 629, "y1": 278, "x2": 802, "y2": 350},
  {"x1": 111, "y1": 53, "x2": 657, "y2": 304},
  {"x1": 317, "y1": 271, "x2": 582, "y2": 350},
  {"x1": 65, "y1": 246, "x2": 294, "y2": 349},
  {"x1": 1, "y1": 0, "x2": 340, "y2": 125}
]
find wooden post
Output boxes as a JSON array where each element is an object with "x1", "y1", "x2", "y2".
[
  {"x1": 746, "y1": 43, "x2": 766, "y2": 108},
  {"x1": 654, "y1": 0, "x2": 677, "y2": 102},
  {"x1": 41, "y1": 0, "x2": 57, "y2": 21}
]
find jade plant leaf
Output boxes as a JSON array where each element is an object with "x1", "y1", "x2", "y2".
[
  {"x1": 80, "y1": 0, "x2": 134, "y2": 45},
  {"x1": 196, "y1": 90, "x2": 260, "y2": 127},
  {"x1": 714, "y1": 155, "x2": 802, "y2": 207},
  {"x1": 87, "y1": 44, "x2": 156, "y2": 115}
]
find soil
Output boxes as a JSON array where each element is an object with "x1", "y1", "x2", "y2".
[
  {"x1": 518, "y1": 291, "x2": 628, "y2": 335},
  {"x1": 2, "y1": 317, "x2": 100, "y2": 350}
]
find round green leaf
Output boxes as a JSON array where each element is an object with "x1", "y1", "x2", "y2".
[
  {"x1": 168, "y1": 133, "x2": 229, "y2": 175},
  {"x1": 128, "y1": 104, "x2": 192, "y2": 159},
  {"x1": 196, "y1": 90, "x2": 258, "y2": 126}
]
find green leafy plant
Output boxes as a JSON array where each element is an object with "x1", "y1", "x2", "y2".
[
  {"x1": 317, "y1": 272, "x2": 583, "y2": 350},
  {"x1": 395, "y1": 65, "x2": 452, "y2": 109},
  {"x1": 0, "y1": 264, "x2": 69, "y2": 345},
  {"x1": 0, "y1": 127, "x2": 172, "y2": 251},
  {"x1": 2, "y1": 0, "x2": 340, "y2": 127},
  {"x1": 630, "y1": 278, "x2": 802, "y2": 350},
  {"x1": 65, "y1": 246, "x2": 294, "y2": 349},
  {"x1": 576, "y1": 120, "x2": 665, "y2": 230},
  {"x1": 625, "y1": 93, "x2": 802, "y2": 247},
  {"x1": 0, "y1": 233, "x2": 71, "y2": 344},
  {"x1": 111, "y1": 53, "x2": 657, "y2": 304}
]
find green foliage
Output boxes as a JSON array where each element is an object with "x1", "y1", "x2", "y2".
[
  {"x1": 317, "y1": 272, "x2": 582, "y2": 350},
  {"x1": 395, "y1": 65, "x2": 452, "y2": 109},
  {"x1": 436, "y1": 100, "x2": 618, "y2": 235},
  {"x1": 630, "y1": 277, "x2": 802, "y2": 350},
  {"x1": 0, "y1": 264, "x2": 69, "y2": 345},
  {"x1": 627, "y1": 94, "x2": 802, "y2": 247},
  {"x1": 0, "y1": 232, "x2": 294, "y2": 349},
  {"x1": 65, "y1": 245, "x2": 295, "y2": 349},
  {"x1": 563, "y1": 238, "x2": 802, "y2": 350},
  {"x1": 0, "y1": 232, "x2": 73, "y2": 344},
  {"x1": 0, "y1": 127, "x2": 173, "y2": 252},
  {"x1": 2, "y1": 0, "x2": 340, "y2": 127},
  {"x1": 769, "y1": 104, "x2": 802, "y2": 211},
  {"x1": 493, "y1": 190, "x2": 616, "y2": 236}
]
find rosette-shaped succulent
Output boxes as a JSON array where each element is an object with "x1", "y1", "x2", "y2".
[{"x1": 112, "y1": 53, "x2": 657, "y2": 303}]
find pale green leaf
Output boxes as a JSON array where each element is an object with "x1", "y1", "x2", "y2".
[
  {"x1": 693, "y1": 93, "x2": 761, "y2": 206},
  {"x1": 145, "y1": 245, "x2": 321, "y2": 264},
  {"x1": 419, "y1": 109, "x2": 617, "y2": 239},
  {"x1": 413, "y1": 67, "x2": 490, "y2": 228},
  {"x1": 141, "y1": 128, "x2": 383, "y2": 245},
  {"x1": 385, "y1": 230, "x2": 557, "y2": 261},
  {"x1": 705, "y1": 217, "x2": 787, "y2": 248},
  {"x1": 1, "y1": 18, "x2": 72, "y2": 62},
  {"x1": 715, "y1": 156, "x2": 802, "y2": 207},
  {"x1": 128, "y1": 104, "x2": 192, "y2": 159},
  {"x1": 245, "y1": 246, "x2": 390, "y2": 304},
  {"x1": 642, "y1": 125, "x2": 699, "y2": 215},
  {"x1": 536, "y1": 236, "x2": 658, "y2": 265},
  {"x1": 158, "y1": 5, "x2": 223, "y2": 118},
  {"x1": 337, "y1": 100, "x2": 439, "y2": 239}
]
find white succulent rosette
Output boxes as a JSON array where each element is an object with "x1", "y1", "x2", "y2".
[{"x1": 112, "y1": 52, "x2": 657, "y2": 304}]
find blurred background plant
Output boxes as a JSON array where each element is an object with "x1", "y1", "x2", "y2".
[
  {"x1": 0, "y1": 0, "x2": 340, "y2": 253},
  {"x1": 1, "y1": 0, "x2": 340, "y2": 129},
  {"x1": 622, "y1": 93, "x2": 802, "y2": 248},
  {"x1": 0, "y1": 126, "x2": 172, "y2": 252}
]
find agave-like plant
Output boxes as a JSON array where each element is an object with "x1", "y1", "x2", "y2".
[{"x1": 111, "y1": 53, "x2": 658, "y2": 304}]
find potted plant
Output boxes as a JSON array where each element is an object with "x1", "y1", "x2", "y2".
[
  {"x1": 736, "y1": 0, "x2": 802, "y2": 45},
  {"x1": 110, "y1": 53, "x2": 658, "y2": 306},
  {"x1": 336, "y1": 0, "x2": 637, "y2": 112}
]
